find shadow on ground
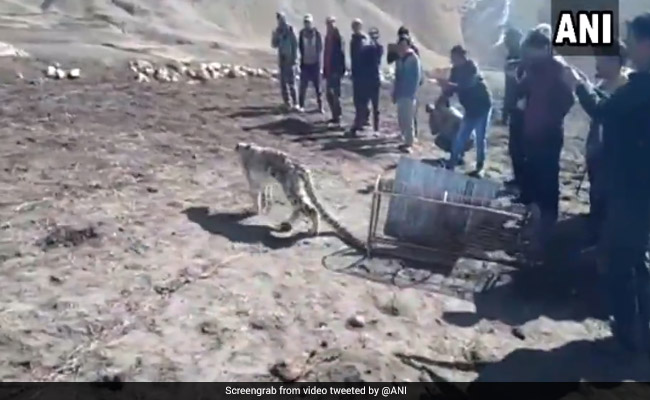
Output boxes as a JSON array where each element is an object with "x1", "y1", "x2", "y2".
[
  {"x1": 443, "y1": 214, "x2": 607, "y2": 327},
  {"x1": 227, "y1": 105, "x2": 286, "y2": 119},
  {"x1": 183, "y1": 207, "x2": 336, "y2": 249}
]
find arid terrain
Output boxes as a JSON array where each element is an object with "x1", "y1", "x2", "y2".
[{"x1": 1, "y1": 0, "x2": 650, "y2": 396}]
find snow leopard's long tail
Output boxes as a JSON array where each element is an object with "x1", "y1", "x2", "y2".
[{"x1": 296, "y1": 166, "x2": 368, "y2": 252}]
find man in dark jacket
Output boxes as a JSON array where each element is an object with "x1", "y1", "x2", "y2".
[
  {"x1": 323, "y1": 16, "x2": 346, "y2": 125},
  {"x1": 297, "y1": 14, "x2": 323, "y2": 112},
  {"x1": 360, "y1": 27, "x2": 384, "y2": 133},
  {"x1": 517, "y1": 28, "x2": 574, "y2": 254},
  {"x1": 502, "y1": 27, "x2": 523, "y2": 125},
  {"x1": 565, "y1": 13, "x2": 650, "y2": 354},
  {"x1": 349, "y1": 18, "x2": 368, "y2": 133},
  {"x1": 585, "y1": 42, "x2": 629, "y2": 241},
  {"x1": 503, "y1": 28, "x2": 525, "y2": 191}
]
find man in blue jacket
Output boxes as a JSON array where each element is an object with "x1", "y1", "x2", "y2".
[
  {"x1": 564, "y1": 12, "x2": 650, "y2": 355},
  {"x1": 392, "y1": 35, "x2": 421, "y2": 153}
]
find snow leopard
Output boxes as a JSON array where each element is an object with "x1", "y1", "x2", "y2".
[{"x1": 235, "y1": 142, "x2": 366, "y2": 250}]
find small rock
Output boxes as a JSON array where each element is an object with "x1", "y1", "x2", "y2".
[
  {"x1": 269, "y1": 361, "x2": 302, "y2": 382},
  {"x1": 45, "y1": 65, "x2": 57, "y2": 78},
  {"x1": 226, "y1": 69, "x2": 238, "y2": 78},
  {"x1": 346, "y1": 314, "x2": 365, "y2": 328},
  {"x1": 146, "y1": 187, "x2": 158, "y2": 193},
  {"x1": 55, "y1": 68, "x2": 66, "y2": 79},
  {"x1": 136, "y1": 73, "x2": 150, "y2": 83},
  {"x1": 49, "y1": 275, "x2": 63, "y2": 284},
  {"x1": 16, "y1": 72, "x2": 23, "y2": 80},
  {"x1": 68, "y1": 68, "x2": 81, "y2": 79}
]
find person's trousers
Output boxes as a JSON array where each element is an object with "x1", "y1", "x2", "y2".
[
  {"x1": 299, "y1": 63, "x2": 322, "y2": 109},
  {"x1": 449, "y1": 108, "x2": 492, "y2": 170},
  {"x1": 325, "y1": 74, "x2": 342, "y2": 121},
  {"x1": 502, "y1": 73, "x2": 518, "y2": 123},
  {"x1": 587, "y1": 150, "x2": 606, "y2": 232},
  {"x1": 366, "y1": 80, "x2": 380, "y2": 131},
  {"x1": 278, "y1": 60, "x2": 297, "y2": 106},
  {"x1": 396, "y1": 97, "x2": 416, "y2": 147},
  {"x1": 352, "y1": 77, "x2": 369, "y2": 128},
  {"x1": 600, "y1": 193, "x2": 650, "y2": 352},
  {"x1": 355, "y1": 79, "x2": 380, "y2": 131},
  {"x1": 508, "y1": 110, "x2": 525, "y2": 187},
  {"x1": 521, "y1": 133, "x2": 563, "y2": 246}
]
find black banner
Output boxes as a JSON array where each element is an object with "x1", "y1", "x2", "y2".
[{"x1": 0, "y1": 382, "x2": 647, "y2": 400}]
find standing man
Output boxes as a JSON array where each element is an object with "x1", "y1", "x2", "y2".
[
  {"x1": 517, "y1": 28, "x2": 574, "y2": 254},
  {"x1": 502, "y1": 27, "x2": 523, "y2": 125},
  {"x1": 392, "y1": 35, "x2": 422, "y2": 153},
  {"x1": 564, "y1": 13, "x2": 650, "y2": 354},
  {"x1": 504, "y1": 28, "x2": 526, "y2": 191},
  {"x1": 388, "y1": 26, "x2": 421, "y2": 136},
  {"x1": 360, "y1": 27, "x2": 384, "y2": 133},
  {"x1": 438, "y1": 45, "x2": 492, "y2": 176},
  {"x1": 323, "y1": 16, "x2": 346, "y2": 126},
  {"x1": 298, "y1": 14, "x2": 323, "y2": 113},
  {"x1": 349, "y1": 18, "x2": 369, "y2": 134},
  {"x1": 271, "y1": 12, "x2": 298, "y2": 110},
  {"x1": 585, "y1": 42, "x2": 629, "y2": 240}
]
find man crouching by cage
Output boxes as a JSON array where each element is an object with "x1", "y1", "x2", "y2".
[
  {"x1": 437, "y1": 45, "x2": 493, "y2": 177},
  {"x1": 517, "y1": 27, "x2": 574, "y2": 259}
]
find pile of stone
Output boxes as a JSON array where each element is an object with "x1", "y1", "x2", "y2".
[
  {"x1": 44, "y1": 63, "x2": 81, "y2": 80},
  {"x1": 129, "y1": 59, "x2": 277, "y2": 83}
]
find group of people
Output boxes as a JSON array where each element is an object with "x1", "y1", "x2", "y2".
[
  {"x1": 503, "y1": 15, "x2": 650, "y2": 356},
  {"x1": 270, "y1": 12, "x2": 425, "y2": 151},
  {"x1": 271, "y1": 12, "x2": 378, "y2": 129},
  {"x1": 272, "y1": 10, "x2": 650, "y2": 355}
]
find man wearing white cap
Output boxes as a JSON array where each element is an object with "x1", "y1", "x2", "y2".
[
  {"x1": 271, "y1": 12, "x2": 298, "y2": 110},
  {"x1": 323, "y1": 16, "x2": 346, "y2": 125},
  {"x1": 298, "y1": 14, "x2": 324, "y2": 112}
]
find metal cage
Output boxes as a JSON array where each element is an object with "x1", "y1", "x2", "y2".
[{"x1": 366, "y1": 170, "x2": 527, "y2": 265}]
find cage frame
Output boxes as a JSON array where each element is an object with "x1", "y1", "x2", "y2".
[{"x1": 366, "y1": 174, "x2": 526, "y2": 266}]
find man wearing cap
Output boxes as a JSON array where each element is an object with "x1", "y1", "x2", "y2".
[
  {"x1": 298, "y1": 14, "x2": 323, "y2": 113},
  {"x1": 393, "y1": 35, "x2": 422, "y2": 153},
  {"x1": 271, "y1": 12, "x2": 298, "y2": 110},
  {"x1": 358, "y1": 27, "x2": 384, "y2": 132},
  {"x1": 387, "y1": 26, "x2": 422, "y2": 136},
  {"x1": 323, "y1": 16, "x2": 346, "y2": 125},
  {"x1": 349, "y1": 18, "x2": 369, "y2": 134}
]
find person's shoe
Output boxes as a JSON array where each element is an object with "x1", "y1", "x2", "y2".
[
  {"x1": 294, "y1": 105, "x2": 304, "y2": 112},
  {"x1": 398, "y1": 144, "x2": 412, "y2": 154},
  {"x1": 317, "y1": 106, "x2": 324, "y2": 114},
  {"x1": 468, "y1": 169, "x2": 483, "y2": 178},
  {"x1": 344, "y1": 128, "x2": 358, "y2": 137}
]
